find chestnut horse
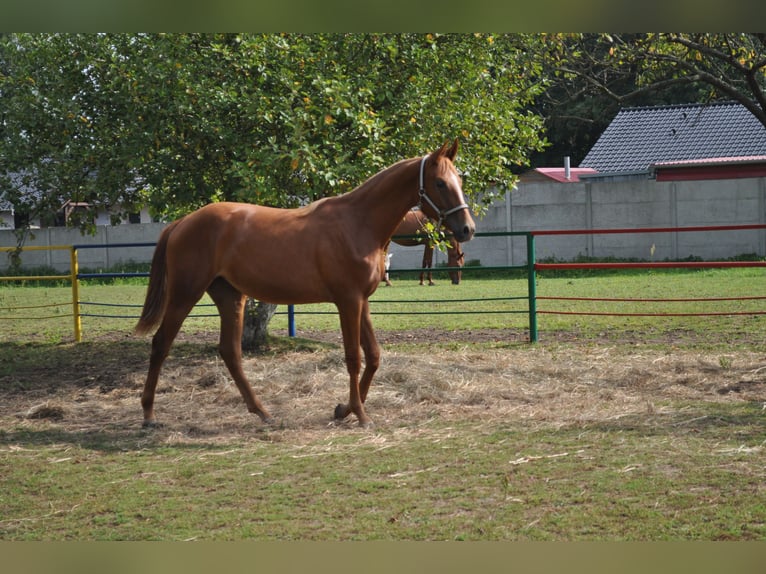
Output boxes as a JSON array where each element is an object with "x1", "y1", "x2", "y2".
[
  {"x1": 135, "y1": 140, "x2": 475, "y2": 427},
  {"x1": 392, "y1": 208, "x2": 464, "y2": 285}
]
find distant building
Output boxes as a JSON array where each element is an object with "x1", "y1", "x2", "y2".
[
  {"x1": 0, "y1": 170, "x2": 152, "y2": 230},
  {"x1": 578, "y1": 101, "x2": 766, "y2": 181},
  {"x1": 519, "y1": 165, "x2": 598, "y2": 184}
]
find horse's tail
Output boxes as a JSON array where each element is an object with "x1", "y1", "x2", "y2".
[{"x1": 135, "y1": 218, "x2": 183, "y2": 335}]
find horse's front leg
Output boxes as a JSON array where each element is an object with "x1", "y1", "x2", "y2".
[
  {"x1": 333, "y1": 300, "x2": 373, "y2": 427},
  {"x1": 422, "y1": 244, "x2": 435, "y2": 286}
]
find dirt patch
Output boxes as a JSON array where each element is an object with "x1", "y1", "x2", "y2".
[
  {"x1": 1, "y1": 330, "x2": 764, "y2": 447},
  {"x1": 290, "y1": 326, "x2": 760, "y2": 348}
]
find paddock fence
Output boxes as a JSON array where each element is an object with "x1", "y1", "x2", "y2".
[
  {"x1": 526, "y1": 224, "x2": 766, "y2": 341},
  {"x1": 1, "y1": 224, "x2": 765, "y2": 343},
  {"x1": 0, "y1": 244, "x2": 83, "y2": 341}
]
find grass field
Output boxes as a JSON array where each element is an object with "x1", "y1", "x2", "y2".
[
  {"x1": 1, "y1": 268, "x2": 765, "y2": 541},
  {"x1": 1, "y1": 266, "x2": 765, "y2": 346}
]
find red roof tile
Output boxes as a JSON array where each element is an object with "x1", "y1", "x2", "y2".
[{"x1": 520, "y1": 167, "x2": 599, "y2": 183}]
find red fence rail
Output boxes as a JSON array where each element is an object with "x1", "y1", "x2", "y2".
[
  {"x1": 2, "y1": 224, "x2": 764, "y2": 343},
  {"x1": 527, "y1": 224, "x2": 766, "y2": 340}
]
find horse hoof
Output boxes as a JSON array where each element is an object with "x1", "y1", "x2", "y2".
[
  {"x1": 359, "y1": 419, "x2": 375, "y2": 429},
  {"x1": 334, "y1": 403, "x2": 350, "y2": 420},
  {"x1": 142, "y1": 420, "x2": 163, "y2": 429}
]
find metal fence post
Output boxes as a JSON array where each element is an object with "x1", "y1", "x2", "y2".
[
  {"x1": 70, "y1": 246, "x2": 82, "y2": 342},
  {"x1": 288, "y1": 304, "x2": 296, "y2": 337},
  {"x1": 526, "y1": 233, "x2": 537, "y2": 342}
]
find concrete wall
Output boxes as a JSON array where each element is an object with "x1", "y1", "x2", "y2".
[
  {"x1": 0, "y1": 223, "x2": 164, "y2": 272},
  {"x1": 435, "y1": 176, "x2": 766, "y2": 268},
  {"x1": 389, "y1": 176, "x2": 766, "y2": 270},
  {"x1": 3, "y1": 176, "x2": 766, "y2": 272}
]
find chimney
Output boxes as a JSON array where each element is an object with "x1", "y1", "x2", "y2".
[{"x1": 564, "y1": 156, "x2": 571, "y2": 180}]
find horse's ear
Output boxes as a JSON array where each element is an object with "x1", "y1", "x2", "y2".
[
  {"x1": 445, "y1": 138, "x2": 459, "y2": 161},
  {"x1": 434, "y1": 139, "x2": 459, "y2": 161}
]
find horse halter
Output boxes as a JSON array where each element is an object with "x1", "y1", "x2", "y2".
[{"x1": 418, "y1": 154, "x2": 469, "y2": 228}]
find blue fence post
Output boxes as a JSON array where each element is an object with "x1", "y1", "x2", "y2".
[{"x1": 288, "y1": 304, "x2": 296, "y2": 337}]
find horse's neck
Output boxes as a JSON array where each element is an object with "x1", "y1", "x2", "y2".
[{"x1": 345, "y1": 158, "x2": 421, "y2": 242}]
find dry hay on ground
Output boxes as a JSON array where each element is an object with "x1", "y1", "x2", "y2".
[{"x1": 2, "y1": 337, "x2": 765, "y2": 447}]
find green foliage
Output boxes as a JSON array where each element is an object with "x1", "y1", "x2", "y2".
[
  {"x1": 0, "y1": 33, "x2": 548, "y2": 234},
  {"x1": 531, "y1": 33, "x2": 766, "y2": 167}
]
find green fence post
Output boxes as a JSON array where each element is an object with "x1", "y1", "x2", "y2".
[{"x1": 526, "y1": 233, "x2": 537, "y2": 342}]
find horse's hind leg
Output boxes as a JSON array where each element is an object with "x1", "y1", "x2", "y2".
[
  {"x1": 207, "y1": 278, "x2": 274, "y2": 425},
  {"x1": 141, "y1": 301, "x2": 195, "y2": 427},
  {"x1": 358, "y1": 301, "x2": 380, "y2": 404}
]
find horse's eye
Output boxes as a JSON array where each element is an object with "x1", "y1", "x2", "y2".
[{"x1": 435, "y1": 179, "x2": 446, "y2": 189}]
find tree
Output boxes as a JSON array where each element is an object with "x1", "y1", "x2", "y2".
[
  {"x1": 532, "y1": 33, "x2": 766, "y2": 166},
  {"x1": 600, "y1": 34, "x2": 766, "y2": 126},
  {"x1": 1, "y1": 33, "x2": 548, "y2": 348},
  {"x1": 1, "y1": 33, "x2": 547, "y2": 226}
]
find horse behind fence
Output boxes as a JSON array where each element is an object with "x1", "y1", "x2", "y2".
[{"x1": 391, "y1": 208, "x2": 464, "y2": 285}]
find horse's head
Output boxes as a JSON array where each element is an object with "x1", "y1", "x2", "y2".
[
  {"x1": 418, "y1": 139, "x2": 476, "y2": 243},
  {"x1": 447, "y1": 240, "x2": 465, "y2": 284}
]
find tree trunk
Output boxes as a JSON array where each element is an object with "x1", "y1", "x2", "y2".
[{"x1": 241, "y1": 299, "x2": 278, "y2": 352}]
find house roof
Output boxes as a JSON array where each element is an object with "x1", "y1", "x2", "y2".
[
  {"x1": 579, "y1": 101, "x2": 766, "y2": 173},
  {"x1": 519, "y1": 167, "x2": 599, "y2": 183},
  {"x1": 650, "y1": 154, "x2": 766, "y2": 169},
  {"x1": 0, "y1": 171, "x2": 44, "y2": 212},
  {"x1": 649, "y1": 155, "x2": 766, "y2": 181}
]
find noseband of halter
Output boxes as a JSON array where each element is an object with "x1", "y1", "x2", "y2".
[{"x1": 418, "y1": 154, "x2": 469, "y2": 227}]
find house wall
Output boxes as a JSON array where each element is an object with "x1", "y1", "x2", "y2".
[
  {"x1": 0, "y1": 206, "x2": 153, "y2": 231},
  {"x1": 2, "y1": 177, "x2": 765, "y2": 272}
]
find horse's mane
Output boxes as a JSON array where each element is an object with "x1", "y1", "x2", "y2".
[
  {"x1": 346, "y1": 157, "x2": 414, "y2": 196},
  {"x1": 299, "y1": 157, "x2": 415, "y2": 214}
]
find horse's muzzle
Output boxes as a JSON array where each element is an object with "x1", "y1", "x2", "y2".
[
  {"x1": 457, "y1": 223, "x2": 475, "y2": 243},
  {"x1": 450, "y1": 220, "x2": 475, "y2": 243}
]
